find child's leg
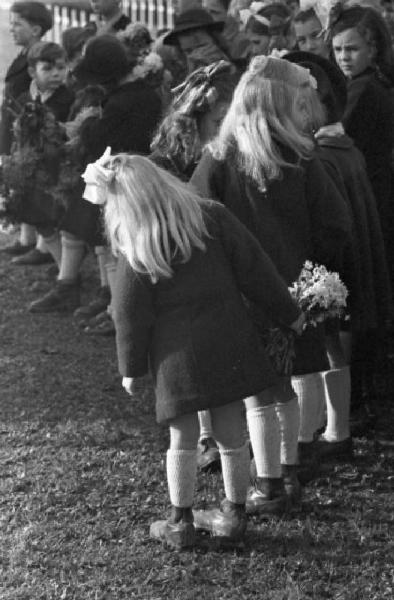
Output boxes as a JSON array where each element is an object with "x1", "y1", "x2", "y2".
[
  {"x1": 244, "y1": 381, "x2": 295, "y2": 514},
  {"x1": 28, "y1": 231, "x2": 85, "y2": 313},
  {"x1": 197, "y1": 410, "x2": 220, "y2": 472},
  {"x1": 211, "y1": 400, "x2": 250, "y2": 505},
  {"x1": 95, "y1": 246, "x2": 109, "y2": 288},
  {"x1": 73, "y1": 246, "x2": 111, "y2": 322},
  {"x1": 40, "y1": 231, "x2": 62, "y2": 266},
  {"x1": 58, "y1": 231, "x2": 86, "y2": 282},
  {"x1": 20, "y1": 224, "x2": 36, "y2": 247},
  {"x1": 105, "y1": 251, "x2": 118, "y2": 316},
  {"x1": 150, "y1": 412, "x2": 199, "y2": 549},
  {"x1": 192, "y1": 400, "x2": 249, "y2": 542}
]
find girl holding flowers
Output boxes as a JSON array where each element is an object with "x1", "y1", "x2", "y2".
[
  {"x1": 191, "y1": 55, "x2": 351, "y2": 516},
  {"x1": 82, "y1": 151, "x2": 303, "y2": 549}
]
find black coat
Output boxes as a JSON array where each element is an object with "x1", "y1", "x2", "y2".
[
  {"x1": 61, "y1": 79, "x2": 162, "y2": 244},
  {"x1": 191, "y1": 149, "x2": 352, "y2": 375},
  {"x1": 342, "y1": 68, "x2": 394, "y2": 242},
  {"x1": 316, "y1": 133, "x2": 392, "y2": 331},
  {"x1": 0, "y1": 52, "x2": 31, "y2": 155},
  {"x1": 80, "y1": 79, "x2": 162, "y2": 159},
  {"x1": 113, "y1": 202, "x2": 300, "y2": 423}
]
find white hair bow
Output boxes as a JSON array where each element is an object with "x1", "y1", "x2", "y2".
[
  {"x1": 82, "y1": 147, "x2": 115, "y2": 205},
  {"x1": 239, "y1": 1, "x2": 271, "y2": 26}
]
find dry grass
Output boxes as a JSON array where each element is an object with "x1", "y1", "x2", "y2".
[{"x1": 1, "y1": 232, "x2": 393, "y2": 600}]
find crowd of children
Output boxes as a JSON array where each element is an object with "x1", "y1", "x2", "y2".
[{"x1": 0, "y1": 0, "x2": 393, "y2": 550}]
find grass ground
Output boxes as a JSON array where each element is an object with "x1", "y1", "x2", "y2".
[{"x1": 0, "y1": 231, "x2": 393, "y2": 600}]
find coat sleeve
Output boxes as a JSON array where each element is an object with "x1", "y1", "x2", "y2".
[
  {"x1": 215, "y1": 204, "x2": 300, "y2": 327},
  {"x1": 190, "y1": 150, "x2": 223, "y2": 200},
  {"x1": 112, "y1": 255, "x2": 155, "y2": 377},
  {"x1": 305, "y1": 156, "x2": 352, "y2": 273}
]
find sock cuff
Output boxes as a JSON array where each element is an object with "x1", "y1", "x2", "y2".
[
  {"x1": 247, "y1": 404, "x2": 276, "y2": 418},
  {"x1": 219, "y1": 442, "x2": 249, "y2": 457}
]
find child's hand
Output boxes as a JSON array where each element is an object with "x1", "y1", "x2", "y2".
[
  {"x1": 289, "y1": 313, "x2": 306, "y2": 336},
  {"x1": 122, "y1": 377, "x2": 143, "y2": 396}
]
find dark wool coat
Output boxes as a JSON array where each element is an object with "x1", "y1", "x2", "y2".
[
  {"x1": 316, "y1": 133, "x2": 393, "y2": 332},
  {"x1": 191, "y1": 149, "x2": 352, "y2": 375},
  {"x1": 0, "y1": 51, "x2": 31, "y2": 155},
  {"x1": 61, "y1": 79, "x2": 162, "y2": 244},
  {"x1": 342, "y1": 68, "x2": 394, "y2": 243},
  {"x1": 113, "y1": 202, "x2": 300, "y2": 423}
]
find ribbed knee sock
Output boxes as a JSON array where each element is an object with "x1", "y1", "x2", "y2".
[
  {"x1": 198, "y1": 410, "x2": 214, "y2": 440},
  {"x1": 19, "y1": 223, "x2": 36, "y2": 246},
  {"x1": 246, "y1": 405, "x2": 281, "y2": 478},
  {"x1": 166, "y1": 449, "x2": 197, "y2": 508},
  {"x1": 58, "y1": 233, "x2": 85, "y2": 281},
  {"x1": 105, "y1": 255, "x2": 118, "y2": 316},
  {"x1": 321, "y1": 367, "x2": 351, "y2": 442},
  {"x1": 275, "y1": 396, "x2": 299, "y2": 465},
  {"x1": 292, "y1": 373, "x2": 325, "y2": 443},
  {"x1": 219, "y1": 443, "x2": 250, "y2": 504}
]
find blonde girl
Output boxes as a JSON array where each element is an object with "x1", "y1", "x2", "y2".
[
  {"x1": 191, "y1": 55, "x2": 351, "y2": 517},
  {"x1": 83, "y1": 150, "x2": 303, "y2": 549}
]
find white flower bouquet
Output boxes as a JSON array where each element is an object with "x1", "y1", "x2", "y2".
[{"x1": 262, "y1": 261, "x2": 348, "y2": 376}]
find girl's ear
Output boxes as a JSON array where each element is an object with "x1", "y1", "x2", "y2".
[
  {"x1": 31, "y1": 24, "x2": 42, "y2": 40},
  {"x1": 27, "y1": 66, "x2": 35, "y2": 79}
]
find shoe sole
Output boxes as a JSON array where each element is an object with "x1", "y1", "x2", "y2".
[{"x1": 246, "y1": 496, "x2": 289, "y2": 516}]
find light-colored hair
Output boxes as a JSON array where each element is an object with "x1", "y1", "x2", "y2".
[
  {"x1": 103, "y1": 154, "x2": 210, "y2": 282},
  {"x1": 210, "y1": 55, "x2": 316, "y2": 189}
]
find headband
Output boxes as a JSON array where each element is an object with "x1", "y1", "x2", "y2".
[
  {"x1": 239, "y1": 1, "x2": 272, "y2": 26},
  {"x1": 82, "y1": 146, "x2": 115, "y2": 205},
  {"x1": 171, "y1": 60, "x2": 232, "y2": 115}
]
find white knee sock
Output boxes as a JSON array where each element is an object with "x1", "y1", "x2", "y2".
[
  {"x1": 219, "y1": 443, "x2": 250, "y2": 504},
  {"x1": 166, "y1": 449, "x2": 197, "y2": 507},
  {"x1": 321, "y1": 367, "x2": 351, "y2": 442},
  {"x1": 292, "y1": 373, "x2": 325, "y2": 443},
  {"x1": 246, "y1": 405, "x2": 281, "y2": 478},
  {"x1": 35, "y1": 234, "x2": 48, "y2": 254},
  {"x1": 19, "y1": 223, "x2": 36, "y2": 246},
  {"x1": 198, "y1": 410, "x2": 214, "y2": 440},
  {"x1": 275, "y1": 396, "x2": 299, "y2": 465},
  {"x1": 95, "y1": 246, "x2": 108, "y2": 287},
  {"x1": 58, "y1": 233, "x2": 85, "y2": 282},
  {"x1": 42, "y1": 232, "x2": 61, "y2": 266}
]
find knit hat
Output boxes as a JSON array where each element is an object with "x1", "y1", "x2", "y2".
[
  {"x1": 284, "y1": 50, "x2": 348, "y2": 122},
  {"x1": 73, "y1": 34, "x2": 130, "y2": 86},
  {"x1": 163, "y1": 8, "x2": 225, "y2": 46}
]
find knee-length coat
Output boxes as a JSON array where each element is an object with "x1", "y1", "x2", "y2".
[
  {"x1": 113, "y1": 202, "x2": 300, "y2": 423},
  {"x1": 190, "y1": 148, "x2": 352, "y2": 375}
]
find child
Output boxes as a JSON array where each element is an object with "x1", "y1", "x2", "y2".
[
  {"x1": 0, "y1": 1, "x2": 52, "y2": 257},
  {"x1": 293, "y1": 7, "x2": 329, "y2": 57},
  {"x1": 285, "y1": 49, "x2": 392, "y2": 460},
  {"x1": 2, "y1": 42, "x2": 75, "y2": 280},
  {"x1": 329, "y1": 6, "x2": 394, "y2": 247},
  {"x1": 83, "y1": 150, "x2": 303, "y2": 549},
  {"x1": 151, "y1": 60, "x2": 238, "y2": 472},
  {"x1": 191, "y1": 56, "x2": 351, "y2": 515}
]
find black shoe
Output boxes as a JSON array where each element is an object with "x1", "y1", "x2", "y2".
[
  {"x1": 28, "y1": 280, "x2": 80, "y2": 313},
  {"x1": 282, "y1": 464, "x2": 302, "y2": 507},
  {"x1": 74, "y1": 286, "x2": 111, "y2": 323},
  {"x1": 12, "y1": 249, "x2": 54, "y2": 265},
  {"x1": 197, "y1": 437, "x2": 221, "y2": 473},
  {"x1": 246, "y1": 477, "x2": 289, "y2": 515},
  {"x1": 0, "y1": 240, "x2": 35, "y2": 256},
  {"x1": 315, "y1": 436, "x2": 353, "y2": 461},
  {"x1": 193, "y1": 499, "x2": 247, "y2": 543}
]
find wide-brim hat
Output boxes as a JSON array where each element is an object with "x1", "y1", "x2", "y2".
[
  {"x1": 163, "y1": 8, "x2": 225, "y2": 46},
  {"x1": 284, "y1": 50, "x2": 347, "y2": 121},
  {"x1": 73, "y1": 34, "x2": 130, "y2": 86}
]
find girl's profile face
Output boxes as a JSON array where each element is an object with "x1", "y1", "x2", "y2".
[
  {"x1": 332, "y1": 27, "x2": 375, "y2": 79},
  {"x1": 197, "y1": 100, "x2": 229, "y2": 144},
  {"x1": 247, "y1": 31, "x2": 271, "y2": 57}
]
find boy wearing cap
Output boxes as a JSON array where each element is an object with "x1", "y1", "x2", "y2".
[{"x1": 0, "y1": 1, "x2": 53, "y2": 257}]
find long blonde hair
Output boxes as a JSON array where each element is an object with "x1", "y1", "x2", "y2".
[
  {"x1": 210, "y1": 55, "x2": 316, "y2": 190},
  {"x1": 103, "y1": 154, "x2": 210, "y2": 282}
]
